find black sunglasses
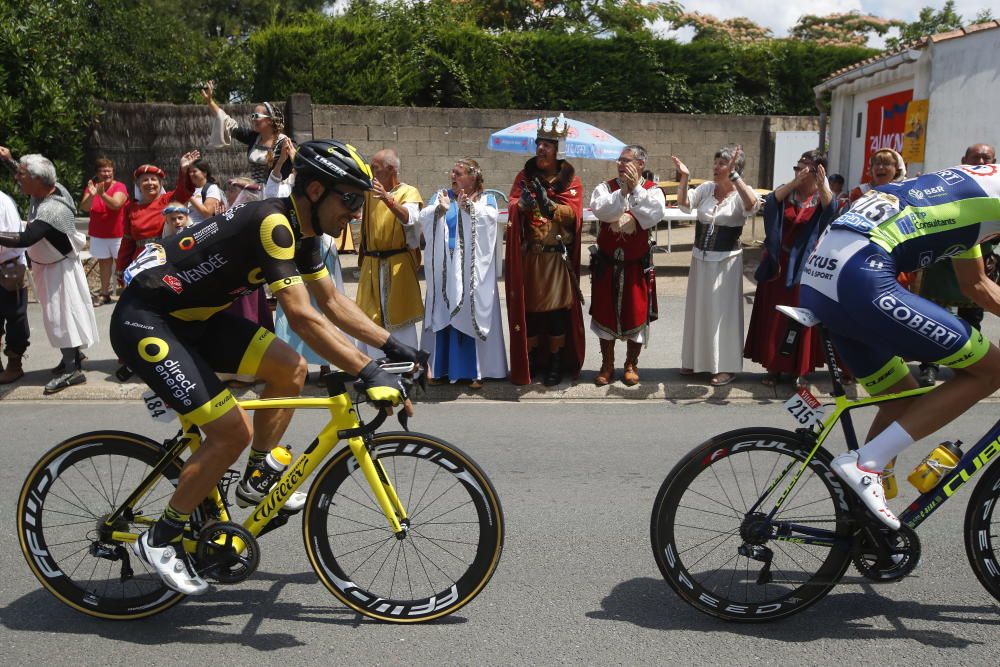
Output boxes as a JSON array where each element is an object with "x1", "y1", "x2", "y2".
[{"x1": 329, "y1": 185, "x2": 365, "y2": 212}]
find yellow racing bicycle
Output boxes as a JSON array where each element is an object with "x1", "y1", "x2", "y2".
[{"x1": 17, "y1": 364, "x2": 504, "y2": 623}]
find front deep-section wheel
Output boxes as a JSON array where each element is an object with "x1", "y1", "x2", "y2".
[
  {"x1": 17, "y1": 431, "x2": 185, "y2": 619},
  {"x1": 651, "y1": 428, "x2": 854, "y2": 621},
  {"x1": 964, "y1": 462, "x2": 1000, "y2": 602},
  {"x1": 303, "y1": 432, "x2": 504, "y2": 622}
]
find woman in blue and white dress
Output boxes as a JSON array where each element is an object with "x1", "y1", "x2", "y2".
[{"x1": 419, "y1": 158, "x2": 507, "y2": 388}]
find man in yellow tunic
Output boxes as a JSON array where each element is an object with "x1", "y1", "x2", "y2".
[{"x1": 355, "y1": 148, "x2": 424, "y2": 358}]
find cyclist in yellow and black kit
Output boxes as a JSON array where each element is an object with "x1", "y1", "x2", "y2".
[{"x1": 112, "y1": 140, "x2": 424, "y2": 595}]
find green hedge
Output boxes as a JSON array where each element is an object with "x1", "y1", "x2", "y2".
[{"x1": 250, "y1": 16, "x2": 875, "y2": 115}]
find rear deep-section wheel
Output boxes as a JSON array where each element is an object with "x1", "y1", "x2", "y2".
[
  {"x1": 964, "y1": 462, "x2": 1000, "y2": 602},
  {"x1": 651, "y1": 428, "x2": 855, "y2": 621},
  {"x1": 303, "y1": 432, "x2": 504, "y2": 622},
  {"x1": 17, "y1": 431, "x2": 185, "y2": 619}
]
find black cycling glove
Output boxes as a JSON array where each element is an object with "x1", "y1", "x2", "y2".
[
  {"x1": 380, "y1": 334, "x2": 426, "y2": 366},
  {"x1": 357, "y1": 360, "x2": 407, "y2": 407}
]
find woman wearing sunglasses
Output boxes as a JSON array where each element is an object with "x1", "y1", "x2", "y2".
[
  {"x1": 202, "y1": 80, "x2": 291, "y2": 205},
  {"x1": 745, "y1": 150, "x2": 836, "y2": 389}
]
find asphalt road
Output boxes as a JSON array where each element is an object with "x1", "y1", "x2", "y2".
[{"x1": 1, "y1": 401, "x2": 998, "y2": 664}]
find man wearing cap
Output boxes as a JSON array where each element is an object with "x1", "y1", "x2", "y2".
[
  {"x1": 505, "y1": 117, "x2": 585, "y2": 386},
  {"x1": 116, "y1": 152, "x2": 198, "y2": 278}
]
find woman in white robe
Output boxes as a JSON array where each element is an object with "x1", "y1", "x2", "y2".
[
  {"x1": 673, "y1": 145, "x2": 761, "y2": 386},
  {"x1": 419, "y1": 159, "x2": 507, "y2": 387}
]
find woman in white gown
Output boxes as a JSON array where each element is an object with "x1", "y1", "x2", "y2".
[
  {"x1": 673, "y1": 145, "x2": 761, "y2": 386},
  {"x1": 419, "y1": 159, "x2": 507, "y2": 388}
]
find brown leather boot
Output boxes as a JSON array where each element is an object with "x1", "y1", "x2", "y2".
[
  {"x1": 623, "y1": 341, "x2": 641, "y2": 386},
  {"x1": 0, "y1": 353, "x2": 24, "y2": 384},
  {"x1": 595, "y1": 339, "x2": 615, "y2": 386}
]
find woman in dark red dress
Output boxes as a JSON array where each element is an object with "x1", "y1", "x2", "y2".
[{"x1": 744, "y1": 150, "x2": 836, "y2": 386}]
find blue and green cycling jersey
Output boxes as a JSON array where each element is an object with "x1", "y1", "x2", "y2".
[{"x1": 830, "y1": 164, "x2": 1000, "y2": 271}]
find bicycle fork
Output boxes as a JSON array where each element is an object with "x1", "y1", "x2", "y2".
[{"x1": 347, "y1": 435, "x2": 410, "y2": 535}]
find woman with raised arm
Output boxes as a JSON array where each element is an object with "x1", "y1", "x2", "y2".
[
  {"x1": 745, "y1": 149, "x2": 836, "y2": 387},
  {"x1": 202, "y1": 80, "x2": 291, "y2": 204},
  {"x1": 674, "y1": 145, "x2": 761, "y2": 387},
  {"x1": 79, "y1": 157, "x2": 128, "y2": 306}
]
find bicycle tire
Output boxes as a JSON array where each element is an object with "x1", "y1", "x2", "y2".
[
  {"x1": 964, "y1": 461, "x2": 1000, "y2": 602},
  {"x1": 302, "y1": 431, "x2": 504, "y2": 623},
  {"x1": 650, "y1": 427, "x2": 855, "y2": 622},
  {"x1": 17, "y1": 431, "x2": 185, "y2": 619}
]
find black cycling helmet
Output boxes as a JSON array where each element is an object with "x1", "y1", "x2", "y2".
[{"x1": 293, "y1": 139, "x2": 373, "y2": 193}]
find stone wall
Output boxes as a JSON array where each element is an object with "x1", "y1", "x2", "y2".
[{"x1": 87, "y1": 99, "x2": 819, "y2": 199}]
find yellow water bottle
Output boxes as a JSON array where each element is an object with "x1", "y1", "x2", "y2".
[
  {"x1": 907, "y1": 440, "x2": 963, "y2": 493},
  {"x1": 882, "y1": 457, "x2": 898, "y2": 499}
]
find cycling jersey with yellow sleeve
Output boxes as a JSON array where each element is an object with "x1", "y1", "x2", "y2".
[{"x1": 122, "y1": 197, "x2": 328, "y2": 321}]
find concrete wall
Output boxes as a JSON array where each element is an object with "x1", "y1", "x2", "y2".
[
  {"x1": 86, "y1": 100, "x2": 818, "y2": 198},
  {"x1": 312, "y1": 105, "x2": 818, "y2": 201},
  {"x1": 924, "y1": 30, "x2": 1000, "y2": 169},
  {"x1": 826, "y1": 27, "x2": 1000, "y2": 185}
]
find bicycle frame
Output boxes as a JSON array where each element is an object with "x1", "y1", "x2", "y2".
[
  {"x1": 760, "y1": 324, "x2": 1000, "y2": 541},
  {"x1": 102, "y1": 378, "x2": 409, "y2": 553}
]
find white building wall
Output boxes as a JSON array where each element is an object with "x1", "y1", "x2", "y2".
[
  {"x1": 923, "y1": 30, "x2": 1000, "y2": 170},
  {"x1": 827, "y1": 61, "x2": 919, "y2": 187}
]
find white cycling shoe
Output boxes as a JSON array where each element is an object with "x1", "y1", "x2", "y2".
[
  {"x1": 235, "y1": 480, "x2": 307, "y2": 512},
  {"x1": 831, "y1": 451, "x2": 901, "y2": 530},
  {"x1": 132, "y1": 531, "x2": 210, "y2": 596}
]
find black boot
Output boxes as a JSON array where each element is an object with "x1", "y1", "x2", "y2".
[
  {"x1": 543, "y1": 351, "x2": 563, "y2": 386},
  {"x1": 526, "y1": 336, "x2": 541, "y2": 380}
]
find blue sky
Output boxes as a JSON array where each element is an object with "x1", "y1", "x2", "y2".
[{"x1": 657, "y1": 0, "x2": 995, "y2": 46}]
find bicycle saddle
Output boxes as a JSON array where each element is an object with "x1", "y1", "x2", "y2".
[{"x1": 776, "y1": 305, "x2": 821, "y2": 328}]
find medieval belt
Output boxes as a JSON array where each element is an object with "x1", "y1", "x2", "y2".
[{"x1": 364, "y1": 247, "x2": 408, "y2": 258}]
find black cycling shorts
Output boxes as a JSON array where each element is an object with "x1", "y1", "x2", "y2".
[{"x1": 110, "y1": 291, "x2": 277, "y2": 425}]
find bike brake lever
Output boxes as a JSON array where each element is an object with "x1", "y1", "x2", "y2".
[{"x1": 397, "y1": 410, "x2": 410, "y2": 432}]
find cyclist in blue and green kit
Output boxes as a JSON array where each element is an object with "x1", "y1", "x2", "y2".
[{"x1": 800, "y1": 163, "x2": 1000, "y2": 529}]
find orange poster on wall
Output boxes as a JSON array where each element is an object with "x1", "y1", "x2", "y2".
[
  {"x1": 862, "y1": 89, "x2": 913, "y2": 183},
  {"x1": 901, "y1": 99, "x2": 929, "y2": 165}
]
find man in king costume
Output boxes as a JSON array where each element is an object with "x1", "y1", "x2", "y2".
[
  {"x1": 589, "y1": 145, "x2": 666, "y2": 386},
  {"x1": 355, "y1": 148, "x2": 424, "y2": 358},
  {"x1": 505, "y1": 116, "x2": 585, "y2": 386}
]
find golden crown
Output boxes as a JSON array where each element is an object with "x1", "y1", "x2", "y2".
[{"x1": 536, "y1": 113, "x2": 569, "y2": 142}]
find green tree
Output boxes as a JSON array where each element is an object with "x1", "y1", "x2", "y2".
[
  {"x1": 884, "y1": 1, "x2": 994, "y2": 49},
  {"x1": 345, "y1": 0, "x2": 681, "y2": 35},
  {"x1": 148, "y1": 0, "x2": 330, "y2": 38},
  {"x1": 0, "y1": 0, "x2": 98, "y2": 199}
]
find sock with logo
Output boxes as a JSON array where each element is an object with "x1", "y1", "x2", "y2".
[
  {"x1": 149, "y1": 504, "x2": 190, "y2": 547},
  {"x1": 244, "y1": 449, "x2": 268, "y2": 481},
  {"x1": 857, "y1": 421, "x2": 915, "y2": 471}
]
